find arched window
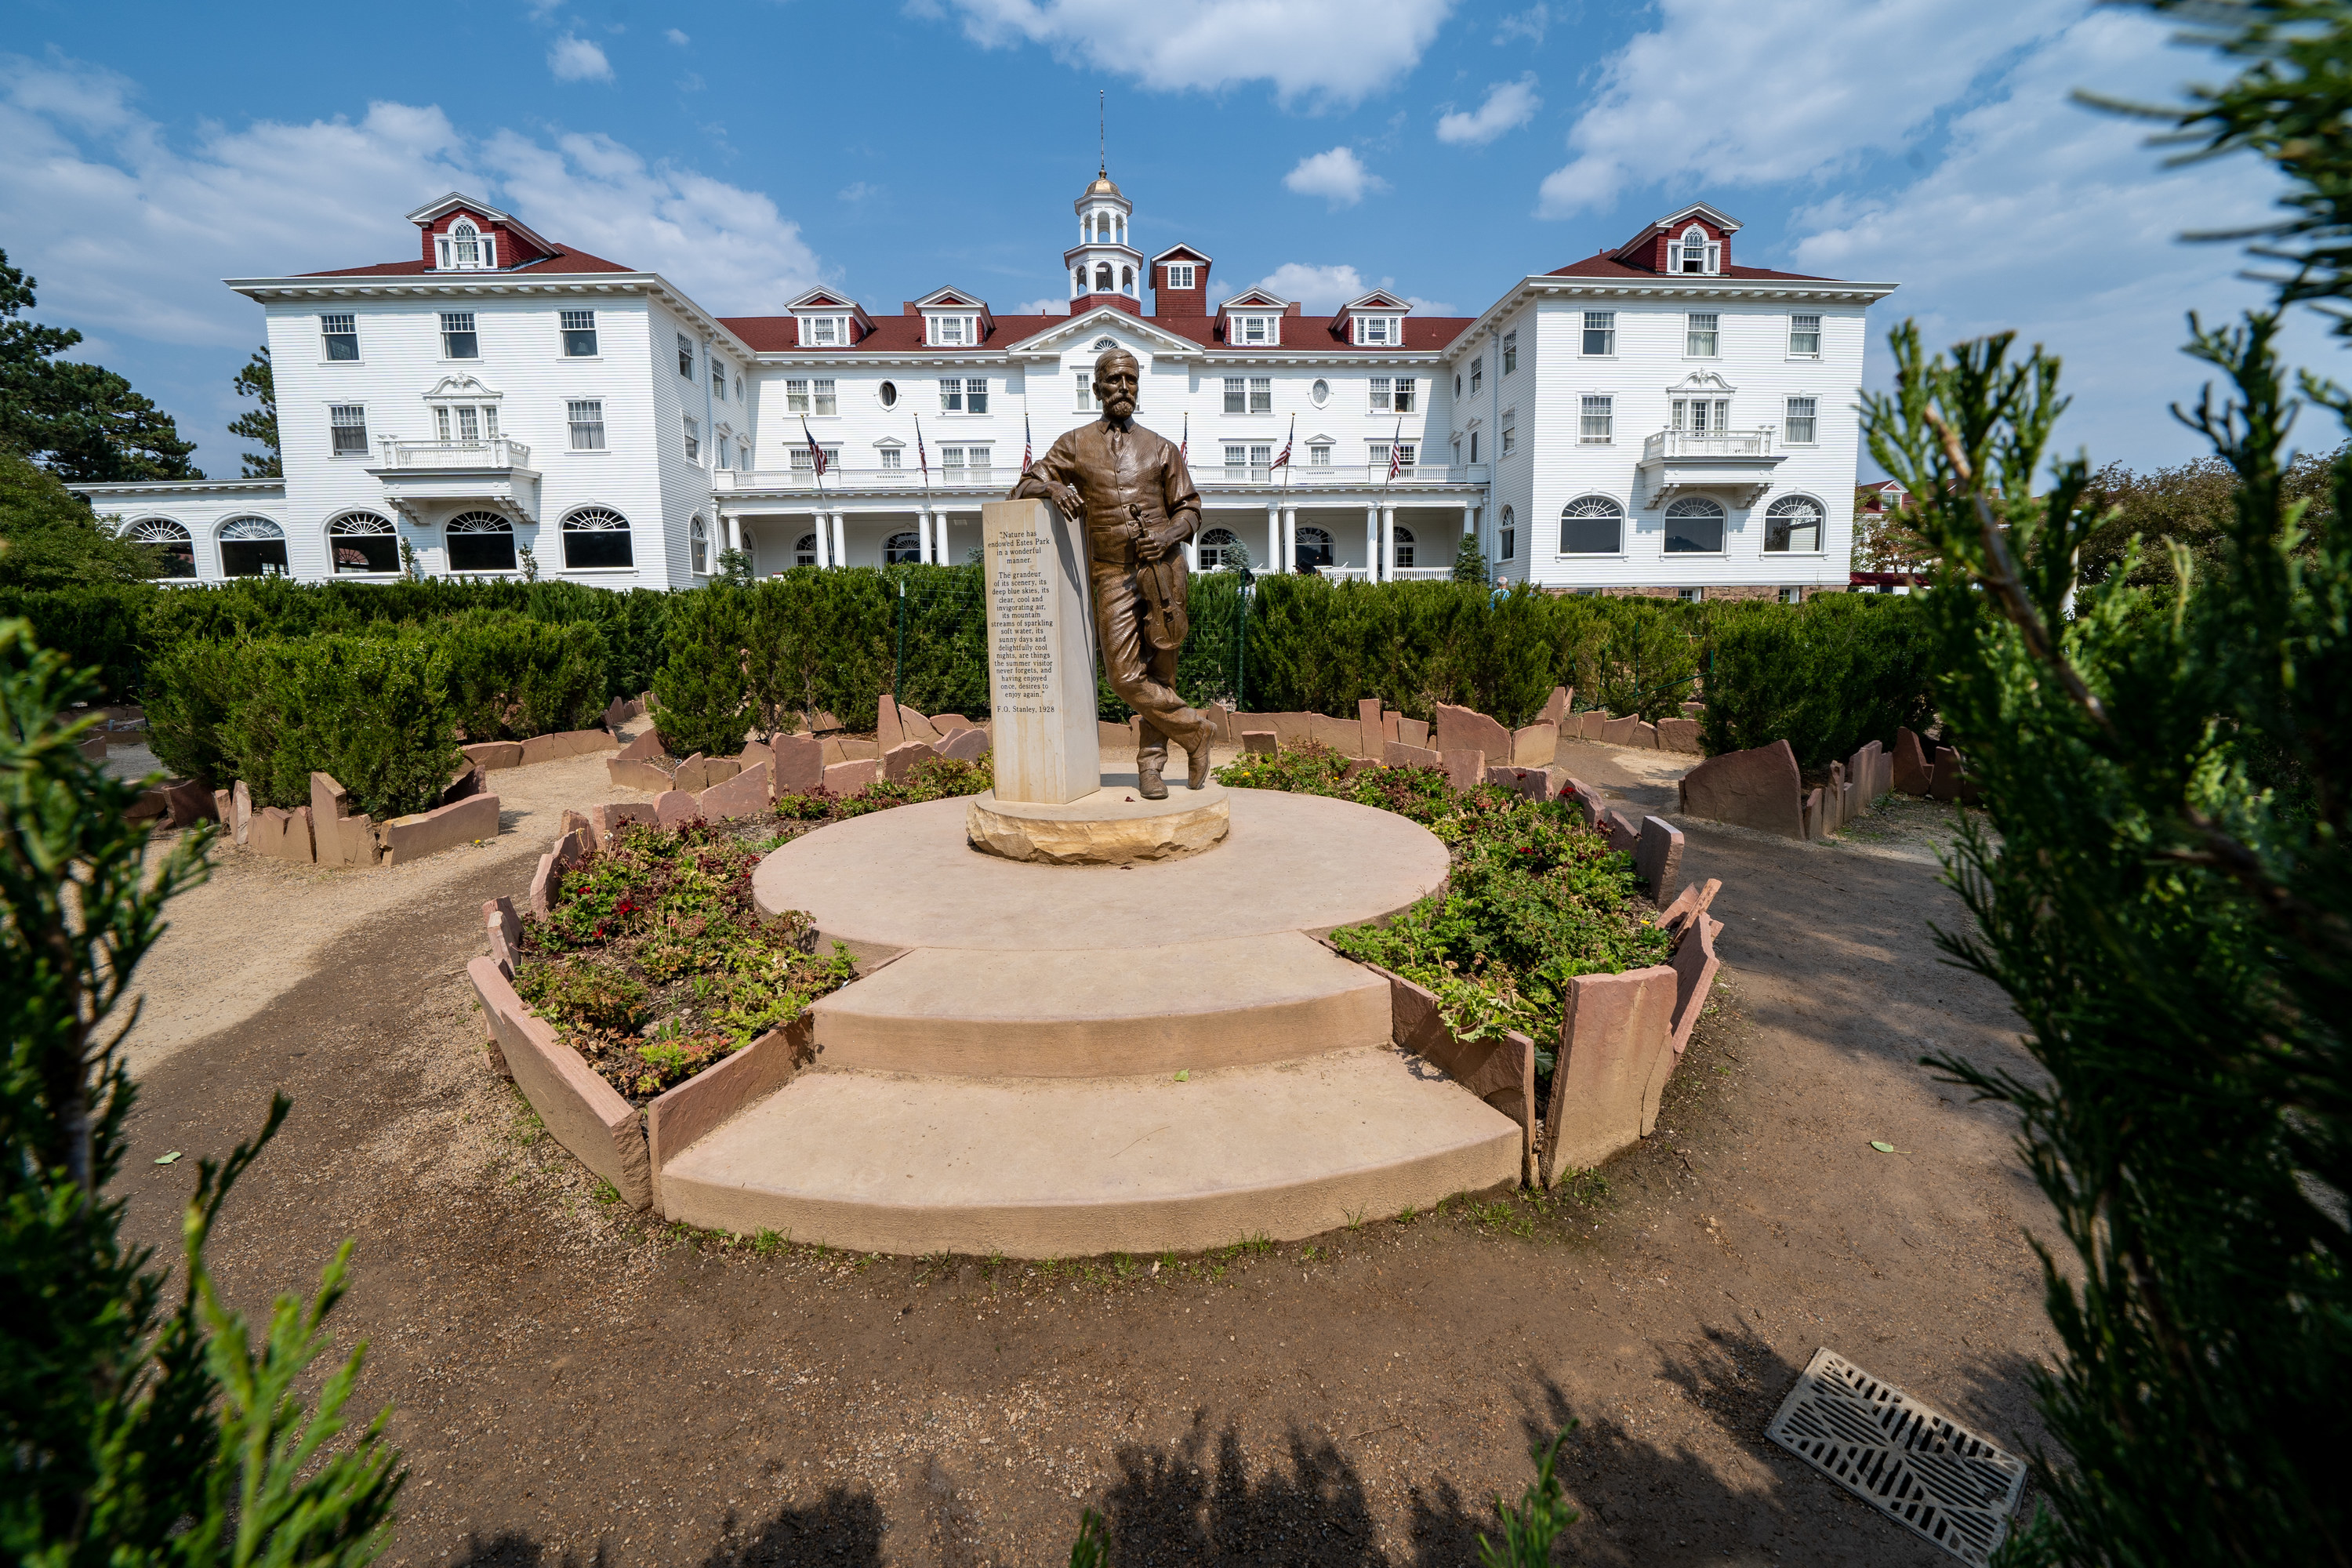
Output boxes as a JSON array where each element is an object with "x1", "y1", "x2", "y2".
[
  {"x1": 690, "y1": 516, "x2": 711, "y2": 576},
  {"x1": 326, "y1": 511, "x2": 397, "y2": 574},
  {"x1": 1679, "y1": 224, "x2": 1712, "y2": 274},
  {"x1": 1392, "y1": 525, "x2": 1416, "y2": 570},
  {"x1": 1294, "y1": 525, "x2": 1333, "y2": 571},
  {"x1": 1095, "y1": 263, "x2": 1113, "y2": 292},
  {"x1": 216, "y1": 516, "x2": 286, "y2": 578},
  {"x1": 795, "y1": 532, "x2": 818, "y2": 568},
  {"x1": 1664, "y1": 495, "x2": 1726, "y2": 554},
  {"x1": 446, "y1": 511, "x2": 517, "y2": 573},
  {"x1": 884, "y1": 531, "x2": 921, "y2": 565},
  {"x1": 1198, "y1": 527, "x2": 1243, "y2": 571},
  {"x1": 1121, "y1": 266, "x2": 1134, "y2": 293},
  {"x1": 1560, "y1": 495, "x2": 1624, "y2": 555},
  {"x1": 127, "y1": 518, "x2": 195, "y2": 579},
  {"x1": 560, "y1": 506, "x2": 633, "y2": 570},
  {"x1": 1499, "y1": 506, "x2": 1517, "y2": 563},
  {"x1": 1074, "y1": 267, "x2": 1086, "y2": 293},
  {"x1": 1764, "y1": 494, "x2": 1824, "y2": 554}
]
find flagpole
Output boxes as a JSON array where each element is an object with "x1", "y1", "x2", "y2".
[
  {"x1": 914, "y1": 412, "x2": 931, "y2": 563},
  {"x1": 804, "y1": 415, "x2": 829, "y2": 568}
]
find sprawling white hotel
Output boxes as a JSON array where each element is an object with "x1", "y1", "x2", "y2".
[{"x1": 74, "y1": 173, "x2": 1895, "y2": 598}]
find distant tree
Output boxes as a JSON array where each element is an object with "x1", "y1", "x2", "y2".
[
  {"x1": 229, "y1": 347, "x2": 280, "y2": 479},
  {"x1": 0, "y1": 448, "x2": 162, "y2": 589},
  {"x1": 2076, "y1": 449, "x2": 2337, "y2": 585},
  {"x1": 0, "y1": 250, "x2": 201, "y2": 483},
  {"x1": 1852, "y1": 485, "x2": 1936, "y2": 575},
  {"x1": 1450, "y1": 532, "x2": 1490, "y2": 583}
]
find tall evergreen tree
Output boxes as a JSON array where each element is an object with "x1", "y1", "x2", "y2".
[
  {"x1": 228, "y1": 347, "x2": 279, "y2": 479},
  {"x1": 0, "y1": 251, "x2": 201, "y2": 483}
]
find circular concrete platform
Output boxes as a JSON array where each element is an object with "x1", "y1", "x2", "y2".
[
  {"x1": 966, "y1": 781, "x2": 1230, "y2": 865},
  {"x1": 754, "y1": 782, "x2": 1446, "y2": 952}
]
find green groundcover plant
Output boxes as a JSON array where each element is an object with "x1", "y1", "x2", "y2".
[
  {"x1": 0, "y1": 617, "x2": 403, "y2": 1567},
  {"x1": 1216, "y1": 742, "x2": 1668, "y2": 1069}
]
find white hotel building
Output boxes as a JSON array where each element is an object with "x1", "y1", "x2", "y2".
[{"x1": 74, "y1": 176, "x2": 1894, "y2": 599}]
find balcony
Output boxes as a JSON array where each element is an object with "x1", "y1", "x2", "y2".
[
  {"x1": 366, "y1": 437, "x2": 539, "y2": 524},
  {"x1": 1200, "y1": 462, "x2": 1489, "y2": 492},
  {"x1": 1636, "y1": 428, "x2": 1784, "y2": 507},
  {"x1": 713, "y1": 461, "x2": 1491, "y2": 501}
]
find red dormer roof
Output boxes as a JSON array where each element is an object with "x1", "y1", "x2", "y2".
[
  {"x1": 296, "y1": 192, "x2": 635, "y2": 278},
  {"x1": 1544, "y1": 253, "x2": 1834, "y2": 282}
]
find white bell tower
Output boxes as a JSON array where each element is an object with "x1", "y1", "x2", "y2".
[{"x1": 1065, "y1": 165, "x2": 1141, "y2": 308}]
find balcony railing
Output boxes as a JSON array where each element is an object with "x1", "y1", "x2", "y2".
[
  {"x1": 1641, "y1": 429, "x2": 1774, "y2": 461},
  {"x1": 714, "y1": 461, "x2": 1489, "y2": 494},
  {"x1": 373, "y1": 437, "x2": 533, "y2": 469},
  {"x1": 1205, "y1": 463, "x2": 1487, "y2": 488}
]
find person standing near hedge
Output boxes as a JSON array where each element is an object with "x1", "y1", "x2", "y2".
[{"x1": 1011, "y1": 347, "x2": 1218, "y2": 799}]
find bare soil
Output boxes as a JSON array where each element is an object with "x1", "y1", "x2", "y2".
[{"x1": 118, "y1": 739, "x2": 2056, "y2": 1566}]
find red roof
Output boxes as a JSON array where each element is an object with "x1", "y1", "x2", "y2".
[
  {"x1": 717, "y1": 312, "x2": 1475, "y2": 354},
  {"x1": 1545, "y1": 254, "x2": 1834, "y2": 283},
  {"x1": 297, "y1": 247, "x2": 637, "y2": 279}
]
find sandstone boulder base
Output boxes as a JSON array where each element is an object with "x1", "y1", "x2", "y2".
[
  {"x1": 654, "y1": 789, "x2": 699, "y2": 829},
  {"x1": 1442, "y1": 747, "x2": 1486, "y2": 794},
  {"x1": 1511, "y1": 723, "x2": 1559, "y2": 768},
  {"x1": 607, "y1": 758, "x2": 675, "y2": 793},
  {"x1": 212, "y1": 788, "x2": 231, "y2": 825},
  {"x1": 771, "y1": 732, "x2": 825, "y2": 793},
  {"x1": 383, "y1": 792, "x2": 500, "y2": 866},
  {"x1": 1385, "y1": 739, "x2": 1442, "y2": 771},
  {"x1": 1893, "y1": 728, "x2": 1933, "y2": 794},
  {"x1": 1242, "y1": 730, "x2": 1276, "y2": 755},
  {"x1": 1678, "y1": 739, "x2": 1806, "y2": 839},
  {"x1": 252, "y1": 804, "x2": 314, "y2": 863},
  {"x1": 616, "y1": 728, "x2": 665, "y2": 763},
  {"x1": 698, "y1": 759, "x2": 772, "y2": 819},
  {"x1": 1635, "y1": 815, "x2": 1684, "y2": 907},
  {"x1": 1541, "y1": 686, "x2": 1572, "y2": 726},
  {"x1": 881, "y1": 739, "x2": 934, "y2": 784},
  {"x1": 1655, "y1": 717, "x2": 1703, "y2": 754},
  {"x1": 1364, "y1": 958, "x2": 1537, "y2": 1180},
  {"x1": 967, "y1": 782, "x2": 1232, "y2": 866},
  {"x1": 933, "y1": 726, "x2": 990, "y2": 764},
  {"x1": 461, "y1": 740, "x2": 524, "y2": 771},
  {"x1": 1596, "y1": 715, "x2": 1642, "y2": 746},
  {"x1": 1435, "y1": 703, "x2": 1512, "y2": 764},
  {"x1": 1541, "y1": 964, "x2": 1681, "y2": 1185},
  {"x1": 591, "y1": 800, "x2": 658, "y2": 845},
  {"x1": 440, "y1": 760, "x2": 486, "y2": 807},
  {"x1": 824, "y1": 758, "x2": 877, "y2": 796}
]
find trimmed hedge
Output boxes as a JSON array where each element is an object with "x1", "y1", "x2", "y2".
[{"x1": 1697, "y1": 593, "x2": 1936, "y2": 766}]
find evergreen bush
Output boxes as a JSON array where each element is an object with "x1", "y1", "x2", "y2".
[
  {"x1": 1698, "y1": 593, "x2": 1936, "y2": 764},
  {"x1": 437, "y1": 612, "x2": 608, "y2": 741},
  {"x1": 652, "y1": 586, "x2": 756, "y2": 757},
  {"x1": 219, "y1": 634, "x2": 461, "y2": 818},
  {"x1": 0, "y1": 583, "x2": 153, "y2": 702}
]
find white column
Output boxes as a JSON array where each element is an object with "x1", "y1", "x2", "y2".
[
  {"x1": 812, "y1": 513, "x2": 829, "y2": 569},
  {"x1": 916, "y1": 506, "x2": 932, "y2": 564},
  {"x1": 1266, "y1": 503, "x2": 1281, "y2": 574},
  {"x1": 1283, "y1": 506, "x2": 1299, "y2": 575},
  {"x1": 1461, "y1": 501, "x2": 1476, "y2": 575},
  {"x1": 1182, "y1": 535, "x2": 1197, "y2": 572},
  {"x1": 831, "y1": 510, "x2": 847, "y2": 568},
  {"x1": 1365, "y1": 505, "x2": 1380, "y2": 583},
  {"x1": 1381, "y1": 506, "x2": 1397, "y2": 579}
]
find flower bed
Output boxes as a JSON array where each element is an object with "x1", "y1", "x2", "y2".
[
  {"x1": 514, "y1": 753, "x2": 994, "y2": 1102},
  {"x1": 1215, "y1": 742, "x2": 1670, "y2": 1076}
]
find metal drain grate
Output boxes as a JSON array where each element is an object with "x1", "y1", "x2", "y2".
[{"x1": 1765, "y1": 1348, "x2": 2028, "y2": 1566}]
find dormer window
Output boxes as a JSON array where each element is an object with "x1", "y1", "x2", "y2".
[
  {"x1": 1355, "y1": 315, "x2": 1399, "y2": 347},
  {"x1": 802, "y1": 315, "x2": 848, "y2": 347},
  {"x1": 1165, "y1": 263, "x2": 1195, "y2": 290},
  {"x1": 436, "y1": 219, "x2": 495, "y2": 270},
  {"x1": 1676, "y1": 224, "x2": 1720, "y2": 274},
  {"x1": 1234, "y1": 314, "x2": 1276, "y2": 346},
  {"x1": 930, "y1": 314, "x2": 977, "y2": 347}
]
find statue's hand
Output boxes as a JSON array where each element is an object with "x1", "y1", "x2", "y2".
[{"x1": 1045, "y1": 480, "x2": 1083, "y2": 521}]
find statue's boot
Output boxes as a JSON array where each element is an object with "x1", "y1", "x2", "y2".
[
  {"x1": 1181, "y1": 713, "x2": 1218, "y2": 789},
  {"x1": 1137, "y1": 760, "x2": 1169, "y2": 800}
]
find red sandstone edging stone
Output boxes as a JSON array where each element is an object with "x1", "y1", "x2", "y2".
[
  {"x1": 384, "y1": 792, "x2": 500, "y2": 865},
  {"x1": 1678, "y1": 739, "x2": 1805, "y2": 839},
  {"x1": 1541, "y1": 965, "x2": 1681, "y2": 1185},
  {"x1": 644, "y1": 1017, "x2": 813, "y2": 1214},
  {"x1": 466, "y1": 956, "x2": 652, "y2": 1210},
  {"x1": 519, "y1": 728, "x2": 621, "y2": 768},
  {"x1": 1435, "y1": 702, "x2": 1512, "y2": 764}
]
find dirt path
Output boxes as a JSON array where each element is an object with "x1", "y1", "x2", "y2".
[{"x1": 118, "y1": 744, "x2": 2056, "y2": 1566}]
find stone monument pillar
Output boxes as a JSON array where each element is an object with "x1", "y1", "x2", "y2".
[{"x1": 981, "y1": 497, "x2": 1100, "y2": 805}]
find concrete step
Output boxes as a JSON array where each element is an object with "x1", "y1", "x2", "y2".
[
  {"x1": 656, "y1": 1047, "x2": 1520, "y2": 1258},
  {"x1": 811, "y1": 932, "x2": 1392, "y2": 1077}
]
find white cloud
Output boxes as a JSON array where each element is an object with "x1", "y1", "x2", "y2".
[
  {"x1": 1246, "y1": 263, "x2": 1446, "y2": 314},
  {"x1": 1784, "y1": 7, "x2": 2328, "y2": 469},
  {"x1": 1494, "y1": 5, "x2": 1547, "y2": 45},
  {"x1": 1283, "y1": 147, "x2": 1385, "y2": 208},
  {"x1": 837, "y1": 180, "x2": 881, "y2": 203},
  {"x1": 0, "y1": 52, "x2": 826, "y2": 466},
  {"x1": 665, "y1": 27, "x2": 691, "y2": 45},
  {"x1": 1437, "y1": 74, "x2": 1538, "y2": 146},
  {"x1": 1011, "y1": 296, "x2": 1068, "y2": 316},
  {"x1": 1536, "y1": 0, "x2": 2076, "y2": 217},
  {"x1": 548, "y1": 34, "x2": 615, "y2": 82},
  {"x1": 933, "y1": 0, "x2": 1454, "y2": 103}
]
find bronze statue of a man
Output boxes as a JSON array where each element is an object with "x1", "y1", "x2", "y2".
[{"x1": 1012, "y1": 347, "x2": 1218, "y2": 799}]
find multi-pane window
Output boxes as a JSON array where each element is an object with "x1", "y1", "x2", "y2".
[
  {"x1": 1249, "y1": 444, "x2": 1272, "y2": 479},
  {"x1": 1581, "y1": 311, "x2": 1614, "y2": 356},
  {"x1": 1165, "y1": 263, "x2": 1195, "y2": 290},
  {"x1": 786, "y1": 379, "x2": 811, "y2": 414},
  {"x1": 1580, "y1": 395, "x2": 1614, "y2": 444},
  {"x1": 431, "y1": 404, "x2": 496, "y2": 441},
  {"x1": 1469, "y1": 357, "x2": 1483, "y2": 396},
  {"x1": 440, "y1": 312, "x2": 477, "y2": 358},
  {"x1": 321, "y1": 314, "x2": 358, "y2": 361},
  {"x1": 942, "y1": 445, "x2": 991, "y2": 482},
  {"x1": 1500, "y1": 411, "x2": 1516, "y2": 456},
  {"x1": 1392, "y1": 378, "x2": 1414, "y2": 413},
  {"x1": 677, "y1": 334, "x2": 695, "y2": 377},
  {"x1": 880, "y1": 448, "x2": 902, "y2": 470},
  {"x1": 1785, "y1": 396, "x2": 1818, "y2": 445},
  {"x1": 1766, "y1": 495, "x2": 1825, "y2": 553},
  {"x1": 788, "y1": 445, "x2": 840, "y2": 474},
  {"x1": 939, "y1": 378, "x2": 985, "y2": 413},
  {"x1": 1076, "y1": 372, "x2": 1097, "y2": 412},
  {"x1": 1673, "y1": 397, "x2": 1730, "y2": 432},
  {"x1": 682, "y1": 416, "x2": 700, "y2": 463},
  {"x1": 712, "y1": 361, "x2": 726, "y2": 400},
  {"x1": 1502, "y1": 330, "x2": 1518, "y2": 374},
  {"x1": 964, "y1": 378, "x2": 987, "y2": 415},
  {"x1": 1370, "y1": 441, "x2": 1417, "y2": 472},
  {"x1": 328, "y1": 405, "x2": 368, "y2": 456},
  {"x1": 813, "y1": 379, "x2": 838, "y2": 416},
  {"x1": 1247, "y1": 377, "x2": 1271, "y2": 414},
  {"x1": 568, "y1": 401, "x2": 605, "y2": 450},
  {"x1": 805, "y1": 316, "x2": 846, "y2": 347},
  {"x1": 561, "y1": 310, "x2": 597, "y2": 356},
  {"x1": 1560, "y1": 496, "x2": 1624, "y2": 555},
  {"x1": 1370, "y1": 377, "x2": 1392, "y2": 412},
  {"x1": 1308, "y1": 442, "x2": 1332, "y2": 467},
  {"x1": 1499, "y1": 506, "x2": 1516, "y2": 561},
  {"x1": 1393, "y1": 527, "x2": 1415, "y2": 568},
  {"x1": 1223, "y1": 378, "x2": 1247, "y2": 415},
  {"x1": 941, "y1": 379, "x2": 964, "y2": 413},
  {"x1": 1223, "y1": 443, "x2": 1247, "y2": 476},
  {"x1": 1686, "y1": 313, "x2": 1719, "y2": 356},
  {"x1": 1789, "y1": 313, "x2": 1822, "y2": 357},
  {"x1": 737, "y1": 442, "x2": 751, "y2": 471},
  {"x1": 1356, "y1": 315, "x2": 1394, "y2": 345}
]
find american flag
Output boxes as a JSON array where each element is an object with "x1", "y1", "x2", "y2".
[
  {"x1": 1274, "y1": 414, "x2": 1294, "y2": 470},
  {"x1": 1385, "y1": 416, "x2": 1404, "y2": 483},
  {"x1": 1179, "y1": 412, "x2": 1188, "y2": 462},
  {"x1": 1023, "y1": 412, "x2": 1034, "y2": 470},
  {"x1": 914, "y1": 414, "x2": 929, "y2": 484},
  {"x1": 801, "y1": 416, "x2": 828, "y2": 477}
]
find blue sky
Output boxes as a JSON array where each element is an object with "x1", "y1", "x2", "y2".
[{"x1": 0, "y1": 0, "x2": 2332, "y2": 477}]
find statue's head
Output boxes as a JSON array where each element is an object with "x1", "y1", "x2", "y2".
[{"x1": 1092, "y1": 348, "x2": 1140, "y2": 422}]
